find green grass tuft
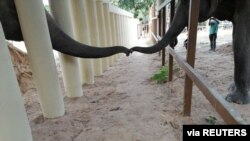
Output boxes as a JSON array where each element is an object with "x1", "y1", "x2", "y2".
[
  {"x1": 151, "y1": 65, "x2": 169, "y2": 84},
  {"x1": 205, "y1": 116, "x2": 218, "y2": 125}
]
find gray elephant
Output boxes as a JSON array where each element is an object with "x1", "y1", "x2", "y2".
[
  {"x1": 132, "y1": 0, "x2": 250, "y2": 104},
  {"x1": 0, "y1": 0, "x2": 131, "y2": 58}
]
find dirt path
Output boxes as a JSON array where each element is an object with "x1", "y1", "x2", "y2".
[
  {"x1": 19, "y1": 32, "x2": 250, "y2": 141},
  {"x1": 10, "y1": 38, "x2": 188, "y2": 141},
  {"x1": 24, "y1": 39, "x2": 185, "y2": 141}
]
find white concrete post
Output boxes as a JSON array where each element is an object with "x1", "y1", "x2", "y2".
[
  {"x1": 121, "y1": 16, "x2": 126, "y2": 57},
  {"x1": 117, "y1": 15, "x2": 122, "y2": 59},
  {"x1": 126, "y1": 17, "x2": 130, "y2": 46},
  {"x1": 95, "y1": 0, "x2": 109, "y2": 71},
  {"x1": 109, "y1": 12, "x2": 117, "y2": 62},
  {"x1": 118, "y1": 15, "x2": 123, "y2": 58},
  {"x1": 85, "y1": 0, "x2": 103, "y2": 76},
  {"x1": 127, "y1": 17, "x2": 132, "y2": 46},
  {"x1": 79, "y1": 59, "x2": 95, "y2": 84},
  {"x1": 0, "y1": 23, "x2": 33, "y2": 141},
  {"x1": 130, "y1": 18, "x2": 139, "y2": 46},
  {"x1": 123, "y1": 17, "x2": 127, "y2": 46},
  {"x1": 116, "y1": 14, "x2": 123, "y2": 59},
  {"x1": 49, "y1": 0, "x2": 83, "y2": 98},
  {"x1": 109, "y1": 12, "x2": 116, "y2": 64},
  {"x1": 129, "y1": 17, "x2": 134, "y2": 46},
  {"x1": 121, "y1": 16, "x2": 126, "y2": 46},
  {"x1": 71, "y1": 0, "x2": 95, "y2": 85},
  {"x1": 14, "y1": 0, "x2": 65, "y2": 118},
  {"x1": 103, "y1": 2, "x2": 114, "y2": 66},
  {"x1": 114, "y1": 13, "x2": 120, "y2": 60},
  {"x1": 123, "y1": 17, "x2": 127, "y2": 45},
  {"x1": 127, "y1": 17, "x2": 132, "y2": 47}
]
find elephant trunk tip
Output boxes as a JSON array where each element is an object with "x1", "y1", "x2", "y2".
[
  {"x1": 130, "y1": 46, "x2": 150, "y2": 54},
  {"x1": 107, "y1": 45, "x2": 133, "y2": 57},
  {"x1": 121, "y1": 46, "x2": 133, "y2": 56},
  {"x1": 131, "y1": 44, "x2": 167, "y2": 54}
]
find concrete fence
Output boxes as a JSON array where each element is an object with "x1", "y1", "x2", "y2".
[{"x1": 0, "y1": 0, "x2": 137, "y2": 140}]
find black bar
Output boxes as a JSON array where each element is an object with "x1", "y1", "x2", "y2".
[{"x1": 183, "y1": 125, "x2": 250, "y2": 140}]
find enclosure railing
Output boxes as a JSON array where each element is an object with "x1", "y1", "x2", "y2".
[{"x1": 152, "y1": 0, "x2": 246, "y2": 124}]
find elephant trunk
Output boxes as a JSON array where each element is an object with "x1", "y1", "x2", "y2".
[
  {"x1": 46, "y1": 12, "x2": 131, "y2": 58},
  {"x1": 131, "y1": 4, "x2": 188, "y2": 54}
]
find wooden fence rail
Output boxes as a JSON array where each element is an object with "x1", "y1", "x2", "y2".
[
  {"x1": 168, "y1": 48, "x2": 246, "y2": 124},
  {"x1": 153, "y1": 0, "x2": 246, "y2": 124}
]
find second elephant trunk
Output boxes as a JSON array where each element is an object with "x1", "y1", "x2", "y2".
[{"x1": 131, "y1": 3, "x2": 188, "y2": 54}]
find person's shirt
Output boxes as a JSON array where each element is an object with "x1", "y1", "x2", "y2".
[{"x1": 209, "y1": 20, "x2": 219, "y2": 35}]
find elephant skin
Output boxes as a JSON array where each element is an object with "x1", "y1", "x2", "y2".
[
  {"x1": 0, "y1": 0, "x2": 132, "y2": 58},
  {"x1": 132, "y1": 0, "x2": 250, "y2": 104}
]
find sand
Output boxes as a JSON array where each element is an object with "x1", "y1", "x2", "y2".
[{"x1": 8, "y1": 29, "x2": 250, "y2": 141}]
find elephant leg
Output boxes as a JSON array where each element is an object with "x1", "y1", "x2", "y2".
[
  {"x1": 228, "y1": 82, "x2": 236, "y2": 92},
  {"x1": 225, "y1": 21, "x2": 250, "y2": 104}
]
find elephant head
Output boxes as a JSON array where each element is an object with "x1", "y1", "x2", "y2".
[
  {"x1": 131, "y1": 0, "x2": 221, "y2": 53},
  {"x1": 0, "y1": 0, "x2": 131, "y2": 58}
]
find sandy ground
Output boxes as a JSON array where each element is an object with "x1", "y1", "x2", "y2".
[{"x1": 9, "y1": 28, "x2": 250, "y2": 141}]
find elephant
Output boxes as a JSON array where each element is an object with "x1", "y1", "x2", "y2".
[
  {"x1": 132, "y1": 0, "x2": 250, "y2": 104},
  {"x1": 0, "y1": 0, "x2": 131, "y2": 58}
]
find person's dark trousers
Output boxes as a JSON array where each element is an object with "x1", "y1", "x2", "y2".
[{"x1": 209, "y1": 33, "x2": 217, "y2": 51}]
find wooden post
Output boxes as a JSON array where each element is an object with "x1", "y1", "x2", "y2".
[
  {"x1": 49, "y1": 0, "x2": 83, "y2": 98},
  {"x1": 0, "y1": 23, "x2": 33, "y2": 141},
  {"x1": 168, "y1": 0, "x2": 175, "y2": 81},
  {"x1": 183, "y1": 0, "x2": 200, "y2": 116},
  {"x1": 14, "y1": 0, "x2": 65, "y2": 118},
  {"x1": 169, "y1": 47, "x2": 246, "y2": 124}
]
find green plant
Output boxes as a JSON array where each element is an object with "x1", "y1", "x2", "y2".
[
  {"x1": 205, "y1": 116, "x2": 217, "y2": 125},
  {"x1": 151, "y1": 65, "x2": 169, "y2": 83}
]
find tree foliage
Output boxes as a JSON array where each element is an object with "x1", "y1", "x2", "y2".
[{"x1": 110, "y1": 0, "x2": 155, "y2": 20}]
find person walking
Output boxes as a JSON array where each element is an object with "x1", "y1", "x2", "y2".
[{"x1": 208, "y1": 17, "x2": 219, "y2": 51}]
